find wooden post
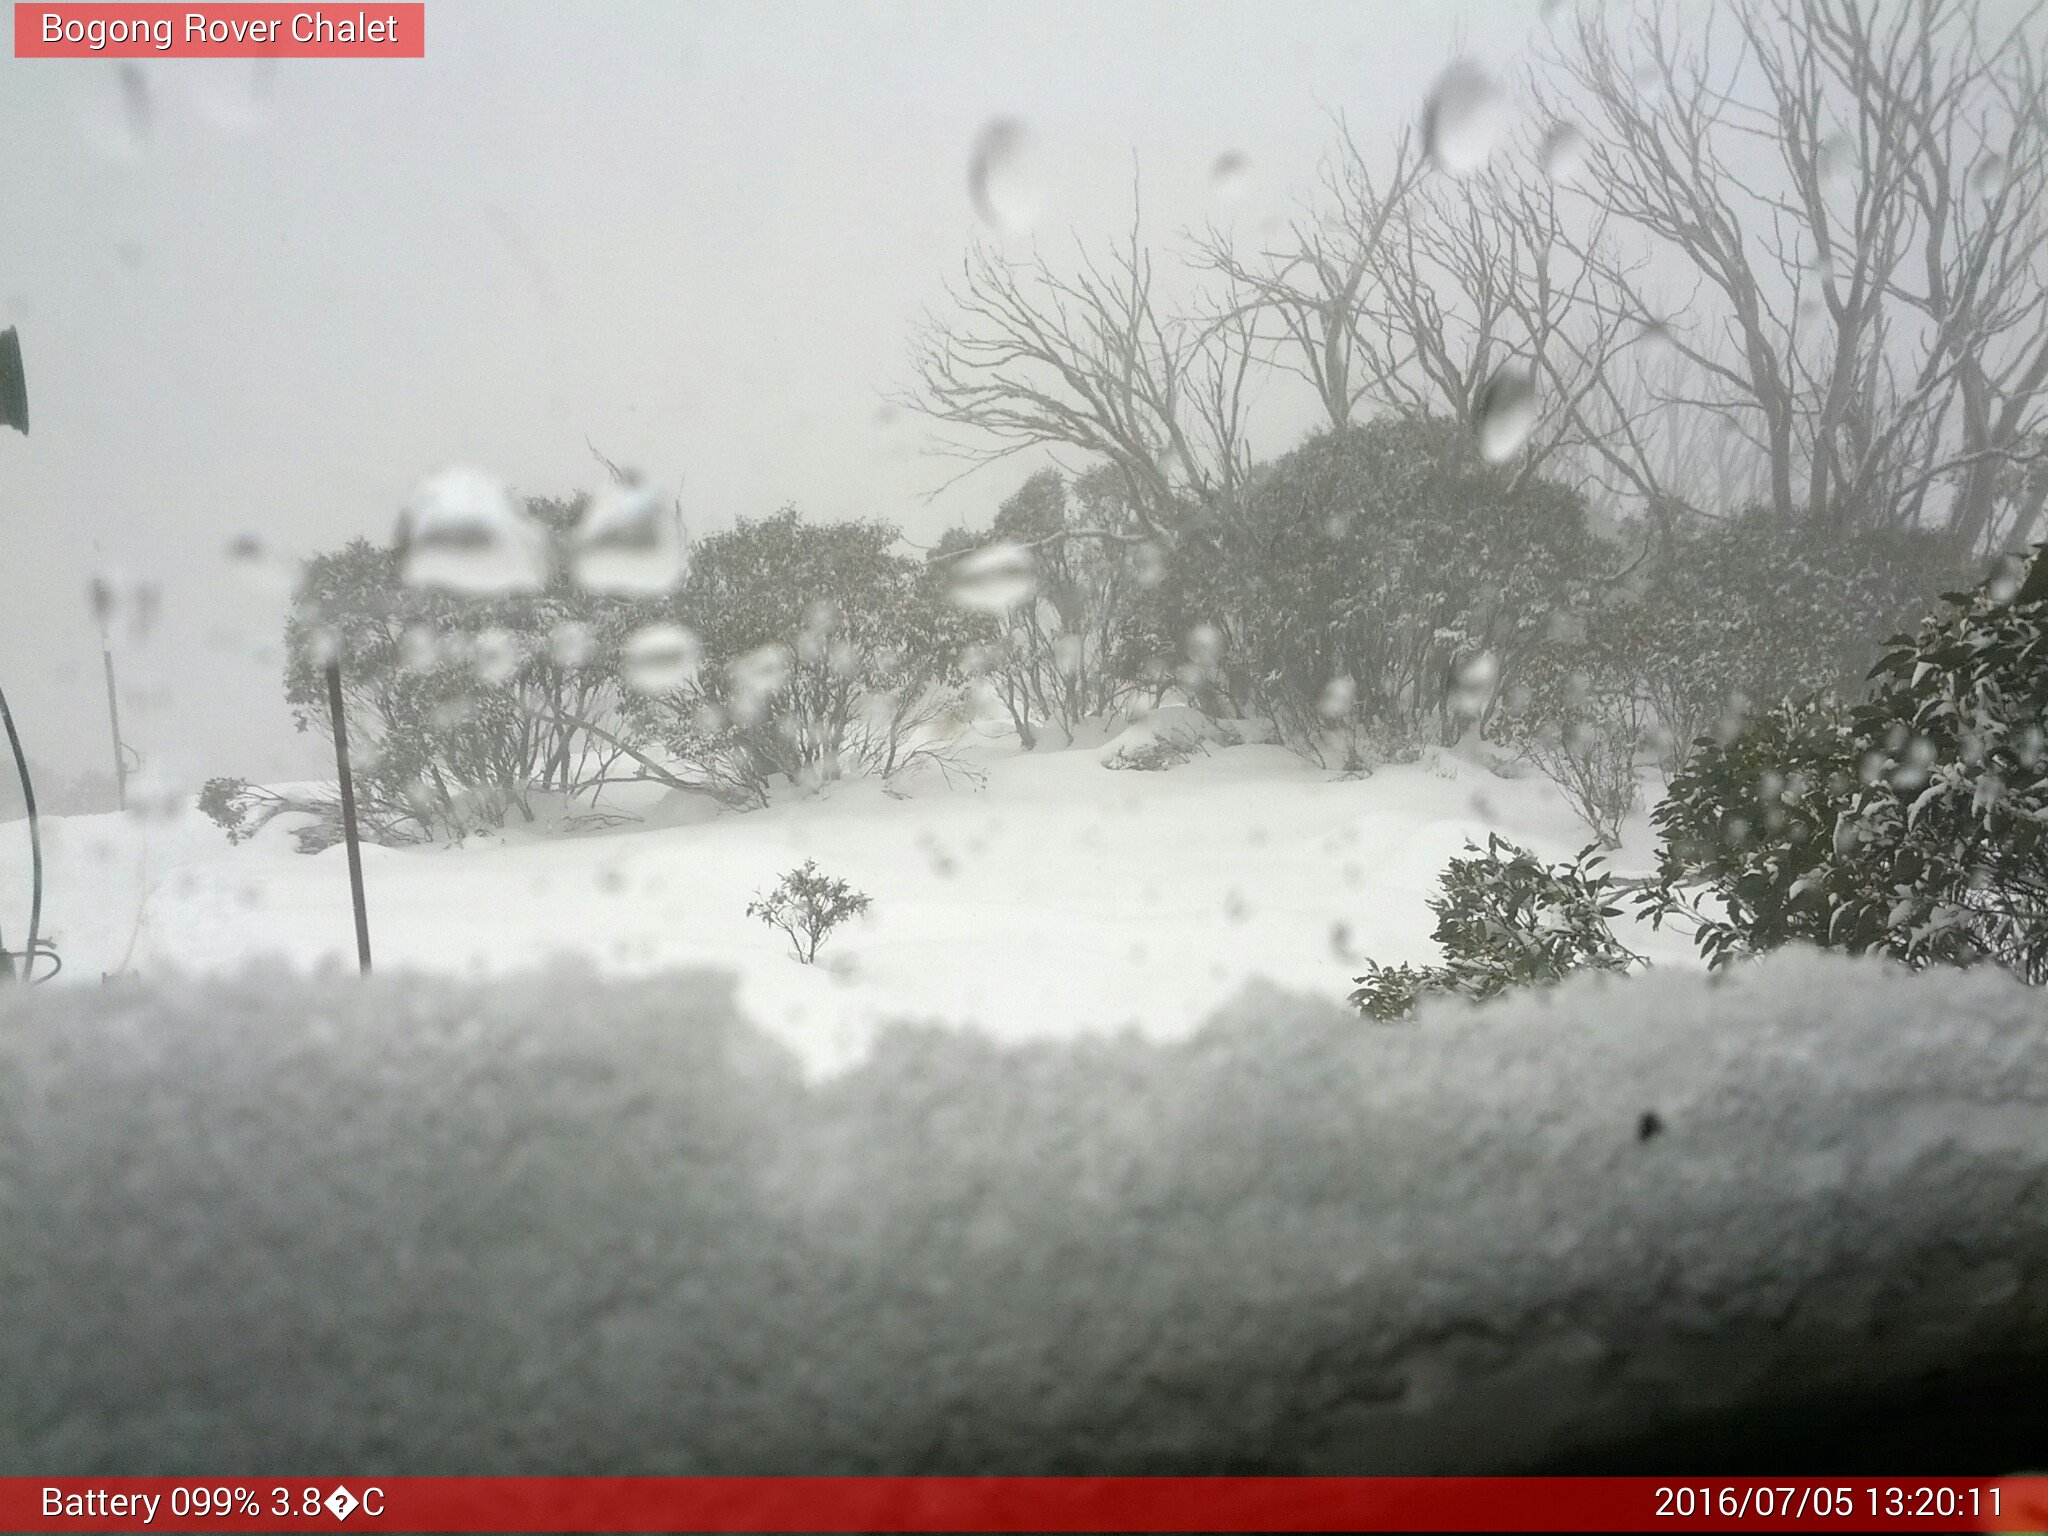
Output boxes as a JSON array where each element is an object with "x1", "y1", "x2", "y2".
[
  {"x1": 100, "y1": 646, "x2": 128, "y2": 812},
  {"x1": 324, "y1": 658, "x2": 373, "y2": 975}
]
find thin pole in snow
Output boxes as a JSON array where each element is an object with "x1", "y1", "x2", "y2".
[
  {"x1": 324, "y1": 657, "x2": 373, "y2": 975},
  {"x1": 100, "y1": 645, "x2": 128, "y2": 812}
]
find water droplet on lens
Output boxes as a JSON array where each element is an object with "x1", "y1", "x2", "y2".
[
  {"x1": 570, "y1": 481, "x2": 684, "y2": 595},
  {"x1": 1452, "y1": 651, "x2": 1500, "y2": 717},
  {"x1": 87, "y1": 576, "x2": 117, "y2": 629},
  {"x1": 225, "y1": 530, "x2": 296, "y2": 599},
  {"x1": 549, "y1": 620, "x2": 597, "y2": 668},
  {"x1": 1421, "y1": 60, "x2": 1506, "y2": 177},
  {"x1": 1185, "y1": 623, "x2": 1224, "y2": 669},
  {"x1": 1638, "y1": 319, "x2": 1678, "y2": 354},
  {"x1": 728, "y1": 643, "x2": 793, "y2": 724},
  {"x1": 470, "y1": 627, "x2": 523, "y2": 685},
  {"x1": 1986, "y1": 553, "x2": 2026, "y2": 603},
  {"x1": 1317, "y1": 675, "x2": 1356, "y2": 720},
  {"x1": 397, "y1": 468, "x2": 549, "y2": 595},
  {"x1": 1133, "y1": 542, "x2": 1168, "y2": 588},
  {"x1": 1815, "y1": 132, "x2": 1853, "y2": 183},
  {"x1": 431, "y1": 696, "x2": 477, "y2": 730},
  {"x1": 968, "y1": 118, "x2": 1042, "y2": 236},
  {"x1": 621, "y1": 623, "x2": 702, "y2": 694},
  {"x1": 948, "y1": 541, "x2": 1039, "y2": 612},
  {"x1": 1210, "y1": 149, "x2": 1253, "y2": 201},
  {"x1": 1538, "y1": 120, "x2": 1589, "y2": 183},
  {"x1": 401, "y1": 623, "x2": 442, "y2": 673},
  {"x1": 117, "y1": 64, "x2": 152, "y2": 150},
  {"x1": 1473, "y1": 366, "x2": 1537, "y2": 462}
]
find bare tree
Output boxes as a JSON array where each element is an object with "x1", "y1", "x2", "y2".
[
  {"x1": 1203, "y1": 114, "x2": 1666, "y2": 516},
  {"x1": 901, "y1": 200, "x2": 1255, "y2": 553},
  {"x1": 1532, "y1": 0, "x2": 2048, "y2": 552},
  {"x1": 1194, "y1": 124, "x2": 1424, "y2": 432}
]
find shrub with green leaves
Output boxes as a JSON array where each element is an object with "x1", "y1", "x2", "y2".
[
  {"x1": 1350, "y1": 835, "x2": 1644, "y2": 1019},
  {"x1": 1360, "y1": 545, "x2": 2048, "y2": 1011},
  {"x1": 1649, "y1": 547, "x2": 2048, "y2": 980}
]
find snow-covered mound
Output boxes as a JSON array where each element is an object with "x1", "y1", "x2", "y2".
[{"x1": 2, "y1": 950, "x2": 2043, "y2": 1473}]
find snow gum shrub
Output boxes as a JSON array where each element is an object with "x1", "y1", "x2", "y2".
[
  {"x1": 1350, "y1": 835, "x2": 1644, "y2": 1019},
  {"x1": 629, "y1": 510, "x2": 984, "y2": 807},
  {"x1": 197, "y1": 776, "x2": 361, "y2": 853},
  {"x1": 747, "y1": 859, "x2": 873, "y2": 964},
  {"x1": 273, "y1": 501, "x2": 660, "y2": 846},
  {"x1": 1648, "y1": 544, "x2": 2048, "y2": 982},
  {"x1": 944, "y1": 466, "x2": 1156, "y2": 750},
  {"x1": 1497, "y1": 602, "x2": 1658, "y2": 848},
  {"x1": 1625, "y1": 510, "x2": 1957, "y2": 773},
  {"x1": 1163, "y1": 419, "x2": 1599, "y2": 765}
]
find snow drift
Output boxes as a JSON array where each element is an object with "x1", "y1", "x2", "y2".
[{"x1": 2, "y1": 950, "x2": 2044, "y2": 1473}]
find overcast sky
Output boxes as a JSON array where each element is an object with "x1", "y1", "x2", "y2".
[{"x1": 1, "y1": 0, "x2": 1528, "y2": 788}]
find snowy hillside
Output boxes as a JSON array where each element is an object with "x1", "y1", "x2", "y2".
[{"x1": 1, "y1": 718, "x2": 1693, "y2": 1074}]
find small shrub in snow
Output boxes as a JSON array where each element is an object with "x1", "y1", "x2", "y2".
[
  {"x1": 1497, "y1": 606, "x2": 1653, "y2": 848},
  {"x1": 747, "y1": 860, "x2": 873, "y2": 964},
  {"x1": 1102, "y1": 729, "x2": 1208, "y2": 772},
  {"x1": 1350, "y1": 835, "x2": 1644, "y2": 1019}
]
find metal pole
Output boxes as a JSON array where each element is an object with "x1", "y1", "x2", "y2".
[
  {"x1": 324, "y1": 658, "x2": 372, "y2": 974},
  {"x1": 0, "y1": 681, "x2": 45, "y2": 982},
  {"x1": 100, "y1": 646, "x2": 128, "y2": 812}
]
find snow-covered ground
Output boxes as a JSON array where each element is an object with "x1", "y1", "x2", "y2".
[{"x1": 1, "y1": 713, "x2": 1694, "y2": 1074}]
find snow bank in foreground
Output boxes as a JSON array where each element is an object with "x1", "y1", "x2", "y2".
[{"x1": 2, "y1": 951, "x2": 2044, "y2": 1473}]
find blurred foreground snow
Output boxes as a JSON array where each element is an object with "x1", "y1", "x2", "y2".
[{"x1": 2, "y1": 948, "x2": 2042, "y2": 1472}]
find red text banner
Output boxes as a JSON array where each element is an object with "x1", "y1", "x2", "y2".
[
  {"x1": 14, "y1": 4, "x2": 423, "y2": 57},
  {"x1": 2, "y1": 1476, "x2": 2046, "y2": 1532}
]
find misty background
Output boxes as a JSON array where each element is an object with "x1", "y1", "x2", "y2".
[{"x1": 1, "y1": 0, "x2": 1503, "y2": 790}]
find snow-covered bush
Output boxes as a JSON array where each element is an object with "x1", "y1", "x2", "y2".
[
  {"x1": 276, "y1": 500, "x2": 659, "y2": 843},
  {"x1": 1648, "y1": 546, "x2": 2048, "y2": 980},
  {"x1": 941, "y1": 466, "x2": 1154, "y2": 750},
  {"x1": 1156, "y1": 420, "x2": 1601, "y2": 761},
  {"x1": 1497, "y1": 604, "x2": 1655, "y2": 847},
  {"x1": 196, "y1": 777, "x2": 411, "y2": 854},
  {"x1": 746, "y1": 859, "x2": 872, "y2": 964},
  {"x1": 631, "y1": 511, "x2": 981, "y2": 806},
  {"x1": 1351, "y1": 835, "x2": 1644, "y2": 1019},
  {"x1": 1101, "y1": 728, "x2": 1208, "y2": 772},
  {"x1": 1624, "y1": 512, "x2": 1956, "y2": 773}
]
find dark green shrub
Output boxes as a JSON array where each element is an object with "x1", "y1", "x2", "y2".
[
  {"x1": 1351, "y1": 835, "x2": 1644, "y2": 1019},
  {"x1": 1650, "y1": 546, "x2": 2048, "y2": 980}
]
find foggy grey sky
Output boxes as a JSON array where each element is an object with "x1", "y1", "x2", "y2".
[{"x1": 2, "y1": 0, "x2": 1511, "y2": 787}]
